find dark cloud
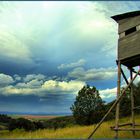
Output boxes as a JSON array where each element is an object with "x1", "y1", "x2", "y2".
[
  {"x1": 0, "y1": 1, "x2": 139, "y2": 114},
  {"x1": 68, "y1": 67, "x2": 117, "y2": 81},
  {"x1": 0, "y1": 73, "x2": 14, "y2": 87}
]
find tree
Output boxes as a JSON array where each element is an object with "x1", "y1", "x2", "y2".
[
  {"x1": 119, "y1": 81, "x2": 140, "y2": 116},
  {"x1": 105, "y1": 81, "x2": 140, "y2": 119},
  {"x1": 119, "y1": 87, "x2": 131, "y2": 117},
  {"x1": 70, "y1": 85, "x2": 105, "y2": 125},
  {"x1": 134, "y1": 81, "x2": 140, "y2": 109}
]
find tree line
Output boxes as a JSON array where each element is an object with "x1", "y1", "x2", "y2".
[{"x1": 0, "y1": 114, "x2": 45, "y2": 131}]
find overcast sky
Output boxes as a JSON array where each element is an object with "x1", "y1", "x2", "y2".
[{"x1": 0, "y1": 1, "x2": 140, "y2": 114}]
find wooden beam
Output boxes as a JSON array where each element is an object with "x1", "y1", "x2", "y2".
[
  {"x1": 121, "y1": 68, "x2": 129, "y2": 85},
  {"x1": 134, "y1": 124, "x2": 140, "y2": 126},
  {"x1": 87, "y1": 70, "x2": 140, "y2": 139},
  {"x1": 113, "y1": 128, "x2": 140, "y2": 131},
  {"x1": 111, "y1": 123, "x2": 132, "y2": 129},
  {"x1": 131, "y1": 69, "x2": 140, "y2": 76},
  {"x1": 111, "y1": 123, "x2": 140, "y2": 129},
  {"x1": 133, "y1": 106, "x2": 140, "y2": 110}
]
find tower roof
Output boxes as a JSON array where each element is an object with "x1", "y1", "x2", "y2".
[{"x1": 111, "y1": 10, "x2": 140, "y2": 21}]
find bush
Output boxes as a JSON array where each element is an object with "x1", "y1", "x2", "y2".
[
  {"x1": 8, "y1": 118, "x2": 36, "y2": 131},
  {"x1": 43, "y1": 116, "x2": 76, "y2": 129},
  {"x1": 33, "y1": 121, "x2": 45, "y2": 129},
  {"x1": 0, "y1": 114, "x2": 13, "y2": 123}
]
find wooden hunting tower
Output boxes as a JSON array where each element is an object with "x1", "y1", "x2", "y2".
[
  {"x1": 112, "y1": 11, "x2": 140, "y2": 68},
  {"x1": 88, "y1": 11, "x2": 140, "y2": 139}
]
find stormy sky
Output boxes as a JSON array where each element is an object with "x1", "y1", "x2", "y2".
[{"x1": 0, "y1": 1, "x2": 140, "y2": 114}]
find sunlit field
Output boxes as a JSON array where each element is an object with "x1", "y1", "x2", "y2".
[
  {"x1": 9, "y1": 115, "x2": 59, "y2": 121},
  {"x1": 0, "y1": 115, "x2": 140, "y2": 139}
]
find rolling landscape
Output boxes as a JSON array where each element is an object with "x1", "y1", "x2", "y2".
[{"x1": 0, "y1": 115, "x2": 140, "y2": 138}]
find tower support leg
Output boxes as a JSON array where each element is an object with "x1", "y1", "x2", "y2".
[
  {"x1": 130, "y1": 68, "x2": 135, "y2": 136},
  {"x1": 115, "y1": 61, "x2": 121, "y2": 138}
]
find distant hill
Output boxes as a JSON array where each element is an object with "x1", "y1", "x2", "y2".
[{"x1": 0, "y1": 111, "x2": 72, "y2": 116}]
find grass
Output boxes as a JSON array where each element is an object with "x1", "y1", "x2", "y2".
[{"x1": 0, "y1": 115, "x2": 140, "y2": 138}]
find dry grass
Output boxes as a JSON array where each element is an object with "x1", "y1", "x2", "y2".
[{"x1": 0, "y1": 115, "x2": 140, "y2": 138}]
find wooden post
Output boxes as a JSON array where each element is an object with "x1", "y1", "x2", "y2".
[
  {"x1": 130, "y1": 68, "x2": 135, "y2": 135},
  {"x1": 115, "y1": 60, "x2": 121, "y2": 138}
]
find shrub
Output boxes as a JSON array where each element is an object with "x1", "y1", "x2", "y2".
[
  {"x1": 0, "y1": 114, "x2": 13, "y2": 123},
  {"x1": 33, "y1": 121, "x2": 45, "y2": 129},
  {"x1": 43, "y1": 116, "x2": 76, "y2": 129},
  {"x1": 8, "y1": 118, "x2": 36, "y2": 131}
]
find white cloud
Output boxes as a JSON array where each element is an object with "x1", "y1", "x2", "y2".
[
  {"x1": 0, "y1": 73, "x2": 77, "y2": 95},
  {"x1": 23, "y1": 74, "x2": 46, "y2": 82},
  {"x1": 127, "y1": 72, "x2": 140, "y2": 85},
  {"x1": 42, "y1": 80, "x2": 85, "y2": 93},
  {"x1": 0, "y1": 75, "x2": 85, "y2": 96},
  {"x1": 0, "y1": 73, "x2": 14, "y2": 86},
  {"x1": 0, "y1": 85, "x2": 41, "y2": 96},
  {"x1": 13, "y1": 74, "x2": 21, "y2": 81},
  {"x1": 58, "y1": 59, "x2": 86, "y2": 69},
  {"x1": 0, "y1": 26, "x2": 34, "y2": 65},
  {"x1": 16, "y1": 79, "x2": 44, "y2": 88},
  {"x1": 68, "y1": 67, "x2": 117, "y2": 81},
  {"x1": 135, "y1": 76, "x2": 140, "y2": 85},
  {"x1": 0, "y1": 1, "x2": 139, "y2": 67},
  {"x1": 99, "y1": 87, "x2": 117, "y2": 99}
]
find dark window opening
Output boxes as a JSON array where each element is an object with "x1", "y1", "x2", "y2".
[{"x1": 125, "y1": 26, "x2": 136, "y2": 35}]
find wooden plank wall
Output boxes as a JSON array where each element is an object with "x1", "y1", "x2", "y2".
[
  {"x1": 118, "y1": 15, "x2": 140, "y2": 33},
  {"x1": 118, "y1": 30, "x2": 140, "y2": 60}
]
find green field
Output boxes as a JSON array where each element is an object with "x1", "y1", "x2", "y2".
[{"x1": 0, "y1": 115, "x2": 140, "y2": 138}]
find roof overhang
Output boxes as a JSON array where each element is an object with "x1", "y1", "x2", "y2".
[{"x1": 111, "y1": 11, "x2": 140, "y2": 21}]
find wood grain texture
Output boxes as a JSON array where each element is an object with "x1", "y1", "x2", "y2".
[
  {"x1": 118, "y1": 30, "x2": 140, "y2": 60},
  {"x1": 119, "y1": 15, "x2": 140, "y2": 33}
]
